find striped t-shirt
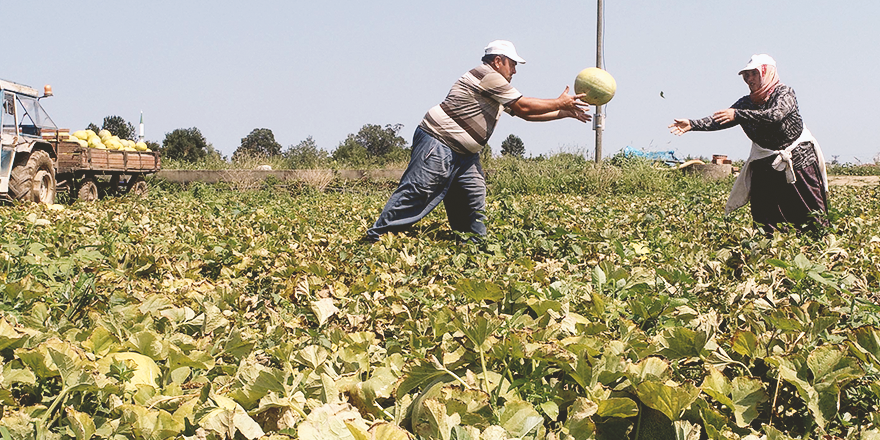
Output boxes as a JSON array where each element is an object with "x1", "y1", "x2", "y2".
[{"x1": 419, "y1": 63, "x2": 523, "y2": 155}]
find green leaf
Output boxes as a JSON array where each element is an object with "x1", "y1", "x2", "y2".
[
  {"x1": 700, "y1": 366, "x2": 734, "y2": 410},
  {"x1": 597, "y1": 397, "x2": 639, "y2": 418},
  {"x1": 849, "y1": 325, "x2": 880, "y2": 366},
  {"x1": 672, "y1": 420, "x2": 701, "y2": 440},
  {"x1": 451, "y1": 310, "x2": 501, "y2": 352},
  {"x1": 729, "y1": 376, "x2": 767, "y2": 427},
  {"x1": 563, "y1": 397, "x2": 597, "y2": 440},
  {"x1": 635, "y1": 381, "x2": 700, "y2": 422},
  {"x1": 539, "y1": 401, "x2": 560, "y2": 421},
  {"x1": 777, "y1": 365, "x2": 825, "y2": 429},
  {"x1": 295, "y1": 345, "x2": 330, "y2": 370},
  {"x1": 454, "y1": 279, "x2": 504, "y2": 303},
  {"x1": 82, "y1": 326, "x2": 117, "y2": 357},
  {"x1": 592, "y1": 265, "x2": 607, "y2": 287},
  {"x1": 0, "y1": 319, "x2": 25, "y2": 352},
  {"x1": 96, "y1": 352, "x2": 160, "y2": 391},
  {"x1": 199, "y1": 394, "x2": 265, "y2": 440},
  {"x1": 369, "y1": 423, "x2": 413, "y2": 440},
  {"x1": 731, "y1": 330, "x2": 759, "y2": 359},
  {"x1": 766, "y1": 258, "x2": 788, "y2": 268},
  {"x1": 128, "y1": 330, "x2": 169, "y2": 360},
  {"x1": 499, "y1": 400, "x2": 543, "y2": 439},
  {"x1": 414, "y1": 398, "x2": 461, "y2": 440},
  {"x1": 65, "y1": 407, "x2": 96, "y2": 440},
  {"x1": 627, "y1": 357, "x2": 671, "y2": 385},
  {"x1": 397, "y1": 359, "x2": 449, "y2": 399},
  {"x1": 1, "y1": 360, "x2": 36, "y2": 388},
  {"x1": 228, "y1": 361, "x2": 286, "y2": 408},
  {"x1": 658, "y1": 327, "x2": 703, "y2": 360}
]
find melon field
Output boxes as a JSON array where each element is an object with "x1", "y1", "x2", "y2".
[{"x1": 0, "y1": 169, "x2": 879, "y2": 440}]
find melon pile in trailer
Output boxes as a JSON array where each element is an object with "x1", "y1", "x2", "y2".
[{"x1": 68, "y1": 129, "x2": 151, "y2": 152}]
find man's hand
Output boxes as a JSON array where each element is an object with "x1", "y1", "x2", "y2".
[
  {"x1": 712, "y1": 109, "x2": 735, "y2": 125},
  {"x1": 558, "y1": 86, "x2": 591, "y2": 122},
  {"x1": 669, "y1": 119, "x2": 692, "y2": 136}
]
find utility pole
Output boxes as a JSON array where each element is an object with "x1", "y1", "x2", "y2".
[{"x1": 594, "y1": 0, "x2": 605, "y2": 163}]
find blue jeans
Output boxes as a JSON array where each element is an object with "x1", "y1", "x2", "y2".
[{"x1": 366, "y1": 127, "x2": 486, "y2": 241}]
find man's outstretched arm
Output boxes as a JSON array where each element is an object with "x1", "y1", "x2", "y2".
[{"x1": 509, "y1": 86, "x2": 592, "y2": 122}]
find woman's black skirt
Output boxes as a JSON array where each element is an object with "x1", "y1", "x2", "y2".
[{"x1": 748, "y1": 141, "x2": 828, "y2": 233}]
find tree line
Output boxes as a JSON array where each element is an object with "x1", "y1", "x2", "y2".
[{"x1": 87, "y1": 116, "x2": 530, "y2": 168}]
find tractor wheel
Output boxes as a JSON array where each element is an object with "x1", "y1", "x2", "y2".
[
  {"x1": 77, "y1": 178, "x2": 99, "y2": 202},
  {"x1": 9, "y1": 150, "x2": 56, "y2": 204},
  {"x1": 128, "y1": 175, "x2": 147, "y2": 197}
]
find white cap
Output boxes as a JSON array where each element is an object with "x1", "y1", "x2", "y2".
[
  {"x1": 739, "y1": 54, "x2": 776, "y2": 74},
  {"x1": 484, "y1": 40, "x2": 526, "y2": 64}
]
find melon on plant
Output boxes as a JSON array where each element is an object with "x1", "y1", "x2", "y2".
[{"x1": 574, "y1": 67, "x2": 616, "y2": 105}]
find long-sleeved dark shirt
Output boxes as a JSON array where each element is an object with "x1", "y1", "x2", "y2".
[{"x1": 689, "y1": 84, "x2": 804, "y2": 151}]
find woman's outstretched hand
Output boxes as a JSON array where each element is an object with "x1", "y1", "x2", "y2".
[{"x1": 669, "y1": 119, "x2": 691, "y2": 136}]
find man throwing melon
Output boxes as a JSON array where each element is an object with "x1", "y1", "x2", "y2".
[{"x1": 364, "y1": 40, "x2": 591, "y2": 242}]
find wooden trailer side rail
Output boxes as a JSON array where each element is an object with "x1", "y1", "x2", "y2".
[{"x1": 55, "y1": 141, "x2": 161, "y2": 174}]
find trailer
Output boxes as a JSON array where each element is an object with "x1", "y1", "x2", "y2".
[
  {"x1": 50, "y1": 133, "x2": 161, "y2": 201},
  {"x1": 1, "y1": 78, "x2": 160, "y2": 204}
]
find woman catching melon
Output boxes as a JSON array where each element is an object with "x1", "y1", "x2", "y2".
[{"x1": 669, "y1": 54, "x2": 828, "y2": 234}]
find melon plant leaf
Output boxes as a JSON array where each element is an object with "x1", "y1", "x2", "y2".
[
  {"x1": 692, "y1": 398, "x2": 731, "y2": 440},
  {"x1": 627, "y1": 357, "x2": 671, "y2": 385},
  {"x1": 228, "y1": 361, "x2": 286, "y2": 409},
  {"x1": 82, "y1": 326, "x2": 117, "y2": 357},
  {"x1": 777, "y1": 366, "x2": 825, "y2": 429},
  {"x1": 1, "y1": 361, "x2": 36, "y2": 388},
  {"x1": 202, "y1": 304, "x2": 229, "y2": 336},
  {"x1": 368, "y1": 422, "x2": 414, "y2": 440},
  {"x1": 96, "y1": 352, "x2": 160, "y2": 390},
  {"x1": 635, "y1": 381, "x2": 700, "y2": 422},
  {"x1": 64, "y1": 407, "x2": 96, "y2": 440},
  {"x1": 345, "y1": 421, "x2": 371, "y2": 440},
  {"x1": 539, "y1": 401, "x2": 560, "y2": 421},
  {"x1": 658, "y1": 327, "x2": 703, "y2": 361},
  {"x1": 764, "y1": 424, "x2": 798, "y2": 440},
  {"x1": 15, "y1": 345, "x2": 58, "y2": 379},
  {"x1": 295, "y1": 345, "x2": 330, "y2": 370},
  {"x1": 312, "y1": 297, "x2": 340, "y2": 326},
  {"x1": 848, "y1": 325, "x2": 880, "y2": 366},
  {"x1": 452, "y1": 311, "x2": 501, "y2": 352},
  {"x1": 808, "y1": 345, "x2": 863, "y2": 388},
  {"x1": 730, "y1": 376, "x2": 768, "y2": 427},
  {"x1": 454, "y1": 279, "x2": 503, "y2": 303},
  {"x1": 396, "y1": 358, "x2": 449, "y2": 399},
  {"x1": 731, "y1": 330, "x2": 759, "y2": 360},
  {"x1": 672, "y1": 420, "x2": 701, "y2": 440},
  {"x1": 563, "y1": 397, "x2": 598, "y2": 440},
  {"x1": 414, "y1": 398, "x2": 461, "y2": 440},
  {"x1": 597, "y1": 397, "x2": 639, "y2": 418},
  {"x1": 592, "y1": 266, "x2": 607, "y2": 287},
  {"x1": 0, "y1": 319, "x2": 25, "y2": 352},
  {"x1": 199, "y1": 394, "x2": 266, "y2": 440},
  {"x1": 499, "y1": 400, "x2": 543, "y2": 439},
  {"x1": 699, "y1": 366, "x2": 734, "y2": 410},
  {"x1": 806, "y1": 345, "x2": 864, "y2": 427}
]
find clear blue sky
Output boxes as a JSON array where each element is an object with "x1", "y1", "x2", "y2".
[{"x1": 6, "y1": 1, "x2": 878, "y2": 162}]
